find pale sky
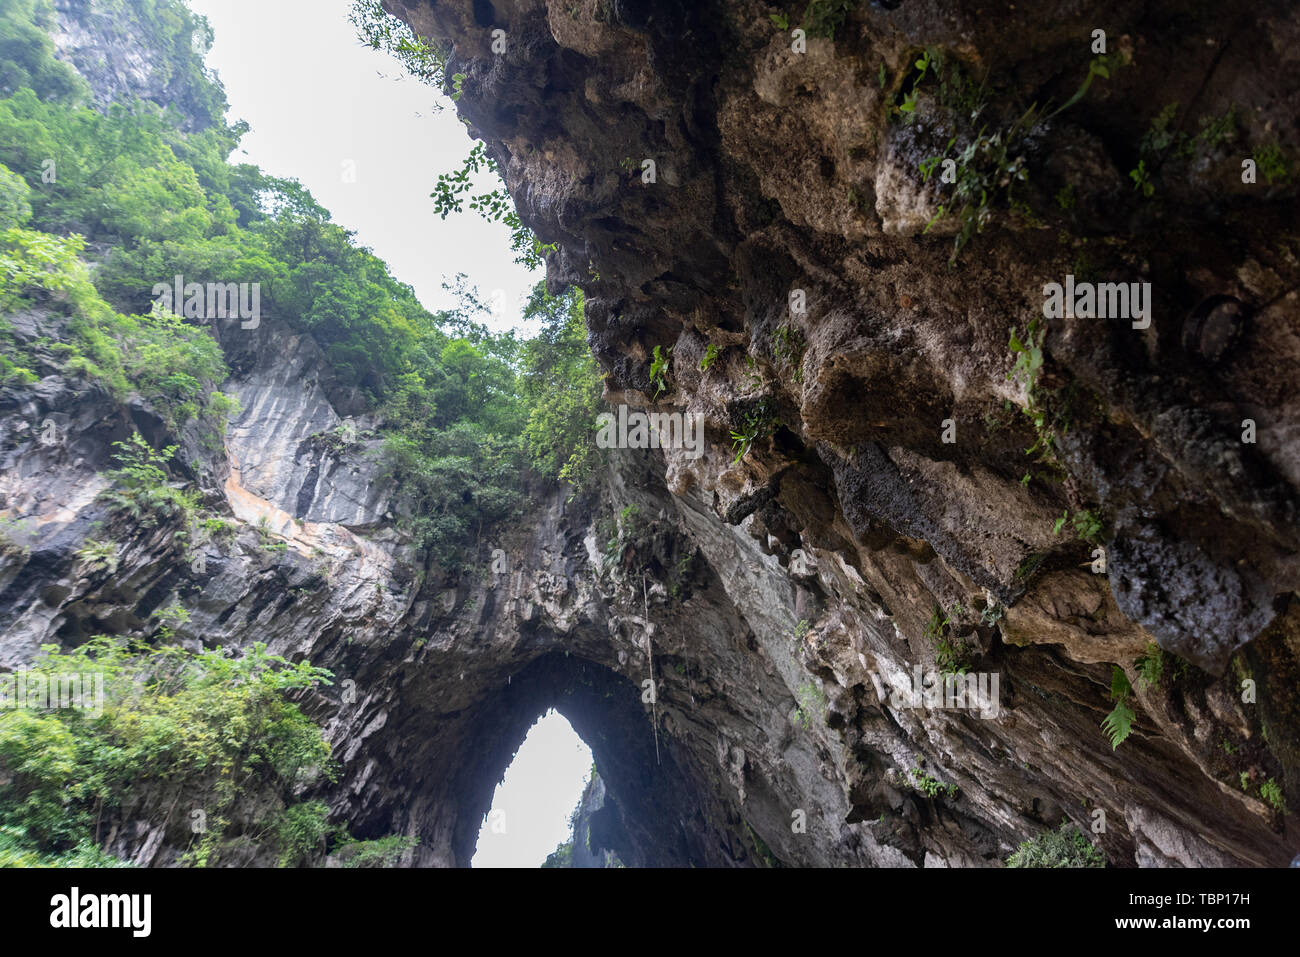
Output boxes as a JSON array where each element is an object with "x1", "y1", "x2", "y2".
[
  {"x1": 189, "y1": 0, "x2": 542, "y2": 330},
  {"x1": 472, "y1": 710, "x2": 593, "y2": 868},
  {"x1": 185, "y1": 0, "x2": 588, "y2": 865}
]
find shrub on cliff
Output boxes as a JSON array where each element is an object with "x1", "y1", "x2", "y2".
[
  {"x1": 0, "y1": 637, "x2": 335, "y2": 866},
  {"x1": 1006, "y1": 821, "x2": 1106, "y2": 868}
]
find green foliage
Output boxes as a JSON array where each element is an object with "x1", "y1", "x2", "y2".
[
  {"x1": 1260, "y1": 778, "x2": 1285, "y2": 814},
  {"x1": 541, "y1": 839, "x2": 574, "y2": 868},
  {"x1": 1006, "y1": 822, "x2": 1105, "y2": 868},
  {"x1": 0, "y1": 825, "x2": 135, "y2": 867},
  {"x1": 979, "y1": 600, "x2": 1005, "y2": 626},
  {"x1": 1049, "y1": 54, "x2": 1115, "y2": 118},
  {"x1": 896, "y1": 50, "x2": 935, "y2": 117},
  {"x1": 0, "y1": 0, "x2": 599, "y2": 570},
  {"x1": 771, "y1": 324, "x2": 804, "y2": 382},
  {"x1": 0, "y1": 0, "x2": 88, "y2": 104},
  {"x1": 1053, "y1": 508, "x2": 1103, "y2": 543},
  {"x1": 74, "y1": 538, "x2": 119, "y2": 574},
  {"x1": 0, "y1": 517, "x2": 31, "y2": 560},
  {"x1": 1128, "y1": 102, "x2": 1246, "y2": 197},
  {"x1": 430, "y1": 142, "x2": 555, "y2": 270},
  {"x1": 1255, "y1": 142, "x2": 1290, "y2": 185},
  {"x1": 0, "y1": 227, "x2": 229, "y2": 427},
  {"x1": 921, "y1": 111, "x2": 1037, "y2": 262},
  {"x1": 925, "y1": 603, "x2": 972, "y2": 675},
  {"x1": 349, "y1": 0, "x2": 448, "y2": 89},
  {"x1": 768, "y1": 12, "x2": 789, "y2": 30},
  {"x1": 1071, "y1": 509, "x2": 1103, "y2": 543},
  {"x1": 520, "y1": 284, "x2": 604, "y2": 490},
  {"x1": 1129, "y1": 159, "x2": 1154, "y2": 198},
  {"x1": 269, "y1": 800, "x2": 331, "y2": 866},
  {"x1": 905, "y1": 51, "x2": 1118, "y2": 262},
  {"x1": 908, "y1": 766, "x2": 958, "y2": 799},
  {"x1": 729, "y1": 397, "x2": 778, "y2": 465},
  {"x1": 333, "y1": 833, "x2": 419, "y2": 867},
  {"x1": 378, "y1": 421, "x2": 524, "y2": 565},
  {"x1": 800, "y1": 0, "x2": 860, "y2": 40},
  {"x1": 794, "y1": 681, "x2": 827, "y2": 729},
  {"x1": 699, "y1": 342, "x2": 719, "y2": 371},
  {"x1": 0, "y1": 163, "x2": 31, "y2": 229},
  {"x1": 96, "y1": 432, "x2": 197, "y2": 529},
  {"x1": 0, "y1": 636, "x2": 334, "y2": 865},
  {"x1": 649, "y1": 344, "x2": 672, "y2": 399},
  {"x1": 63, "y1": 0, "x2": 228, "y2": 130},
  {"x1": 1006, "y1": 315, "x2": 1069, "y2": 483},
  {"x1": 1134, "y1": 642, "x2": 1163, "y2": 692},
  {"x1": 1102, "y1": 666, "x2": 1135, "y2": 750},
  {"x1": 1140, "y1": 102, "x2": 1182, "y2": 155}
]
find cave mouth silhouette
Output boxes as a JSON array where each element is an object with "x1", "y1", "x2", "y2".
[
  {"x1": 451, "y1": 652, "x2": 712, "y2": 867},
  {"x1": 469, "y1": 709, "x2": 592, "y2": 867}
]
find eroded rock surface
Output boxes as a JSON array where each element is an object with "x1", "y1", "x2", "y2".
[
  {"x1": 2, "y1": 0, "x2": 1299, "y2": 868},
  {"x1": 370, "y1": 0, "x2": 1300, "y2": 865}
]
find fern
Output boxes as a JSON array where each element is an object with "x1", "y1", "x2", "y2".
[
  {"x1": 96, "y1": 432, "x2": 197, "y2": 529},
  {"x1": 649, "y1": 345, "x2": 671, "y2": 399},
  {"x1": 1102, "y1": 699, "x2": 1134, "y2": 750},
  {"x1": 1134, "y1": 642, "x2": 1163, "y2": 692},
  {"x1": 1101, "y1": 666, "x2": 1134, "y2": 749}
]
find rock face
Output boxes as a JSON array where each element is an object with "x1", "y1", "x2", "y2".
[
  {"x1": 50, "y1": 0, "x2": 223, "y2": 130},
  {"x1": 547, "y1": 773, "x2": 628, "y2": 868},
  {"x1": 368, "y1": 0, "x2": 1299, "y2": 865},
  {"x1": 2, "y1": 0, "x2": 1298, "y2": 867}
]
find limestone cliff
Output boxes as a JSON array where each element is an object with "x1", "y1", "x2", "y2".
[
  {"x1": 2, "y1": 0, "x2": 1298, "y2": 868},
  {"x1": 371, "y1": 0, "x2": 1300, "y2": 866}
]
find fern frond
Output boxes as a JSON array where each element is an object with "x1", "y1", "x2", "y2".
[
  {"x1": 1102, "y1": 699, "x2": 1135, "y2": 750},
  {"x1": 1109, "y1": 665, "x2": 1131, "y2": 701},
  {"x1": 1134, "y1": 643, "x2": 1163, "y2": 692}
]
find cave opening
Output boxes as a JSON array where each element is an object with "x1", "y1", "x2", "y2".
[
  {"x1": 469, "y1": 709, "x2": 592, "y2": 868},
  {"x1": 449, "y1": 651, "x2": 717, "y2": 867}
]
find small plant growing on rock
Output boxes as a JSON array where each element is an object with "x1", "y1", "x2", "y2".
[
  {"x1": 794, "y1": 681, "x2": 827, "y2": 729},
  {"x1": 75, "y1": 539, "x2": 119, "y2": 574},
  {"x1": 699, "y1": 343, "x2": 719, "y2": 371},
  {"x1": 649, "y1": 345, "x2": 672, "y2": 399},
  {"x1": 0, "y1": 517, "x2": 29, "y2": 561},
  {"x1": 201, "y1": 515, "x2": 236, "y2": 543},
  {"x1": 97, "y1": 432, "x2": 198, "y2": 530},
  {"x1": 979, "y1": 599, "x2": 1005, "y2": 626},
  {"x1": 908, "y1": 766, "x2": 958, "y2": 799},
  {"x1": 1260, "y1": 777, "x2": 1286, "y2": 814},
  {"x1": 149, "y1": 603, "x2": 190, "y2": 642},
  {"x1": 332, "y1": 833, "x2": 419, "y2": 867},
  {"x1": 770, "y1": 324, "x2": 805, "y2": 383},
  {"x1": 1255, "y1": 142, "x2": 1290, "y2": 185},
  {"x1": 729, "y1": 398, "x2": 778, "y2": 465},
  {"x1": 1101, "y1": 666, "x2": 1135, "y2": 750},
  {"x1": 800, "y1": 0, "x2": 858, "y2": 39},
  {"x1": 1133, "y1": 642, "x2": 1164, "y2": 692},
  {"x1": 1129, "y1": 159, "x2": 1155, "y2": 198},
  {"x1": 1006, "y1": 821, "x2": 1105, "y2": 868},
  {"x1": 926, "y1": 603, "x2": 974, "y2": 675}
]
